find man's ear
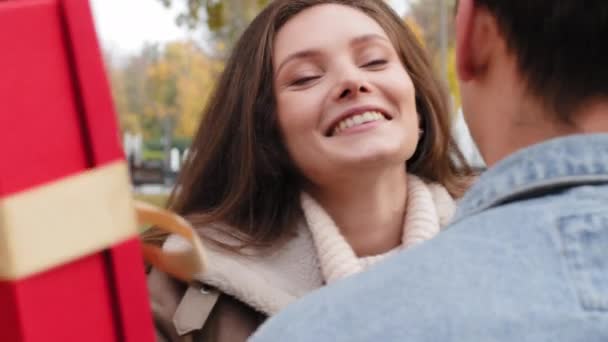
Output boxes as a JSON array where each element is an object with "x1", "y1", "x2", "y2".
[
  {"x1": 456, "y1": 0, "x2": 501, "y2": 83},
  {"x1": 456, "y1": 0, "x2": 475, "y2": 81}
]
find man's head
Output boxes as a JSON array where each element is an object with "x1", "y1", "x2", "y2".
[{"x1": 456, "y1": 0, "x2": 608, "y2": 165}]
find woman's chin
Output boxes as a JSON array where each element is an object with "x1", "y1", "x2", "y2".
[
  {"x1": 332, "y1": 146, "x2": 410, "y2": 169},
  {"x1": 327, "y1": 136, "x2": 413, "y2": 165}
]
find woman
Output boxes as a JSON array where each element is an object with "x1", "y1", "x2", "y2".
[{"x1": 145, "y1": 0, "x2": 472, "y2": 340}]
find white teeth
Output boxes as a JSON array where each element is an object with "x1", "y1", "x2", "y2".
[{"x1": 332, "y1": 111, "x2": 386, "y2": 136}]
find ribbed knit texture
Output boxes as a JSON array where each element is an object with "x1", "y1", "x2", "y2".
[{"x1": 302, "y1": 174, "x2": 453, "y2": 284}]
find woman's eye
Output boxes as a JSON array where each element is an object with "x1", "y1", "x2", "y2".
[
  {"x1": 363, "y1": 59, "x2": 387, "y2": 68},
  {"x1": 290, "y1": 76, "x2": 320, "y2": 87}
]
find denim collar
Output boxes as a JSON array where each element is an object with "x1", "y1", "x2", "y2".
[{"x1": 453, "y1": 134, "x2": 608, "y2": 223}]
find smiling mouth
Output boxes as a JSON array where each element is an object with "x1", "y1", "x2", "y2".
[{"x1": 328, "y1": 111, "x2": 391, "y2": 137}]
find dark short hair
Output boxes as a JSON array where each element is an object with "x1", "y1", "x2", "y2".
[{"x1": 475, "y1": 0, "x2": 608, "y2": 121}]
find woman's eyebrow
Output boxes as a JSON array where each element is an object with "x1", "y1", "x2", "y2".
[
  {"x1": 350, "y1": 33, "x2": 389, "y2": 47},
  {"x1": 276, "y1": 50, "x2": 321, "y2": 76},
  {"x1": 276, "y1": 34, "x2": 389, "y2": 75}
]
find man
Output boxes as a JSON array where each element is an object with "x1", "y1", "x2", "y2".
[{"x1": 251, "y1": 0, "x2": 608, "y2": 340}]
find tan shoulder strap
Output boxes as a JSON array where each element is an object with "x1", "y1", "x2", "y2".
[
  {"x1": 173, "y1": 283, "x2": 220, "y2": 336},
  {"x1": 135, "y1": 200, "x2": 207, "y2": 282}
]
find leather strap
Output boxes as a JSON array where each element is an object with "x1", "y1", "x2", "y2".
[{"x1": 173, "y1": 283, "x2": 220, "y2": 336}]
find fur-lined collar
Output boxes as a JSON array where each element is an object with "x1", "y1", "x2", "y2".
[{"x1": 163, "y1": 175, "x2": 455, "y2": 316}]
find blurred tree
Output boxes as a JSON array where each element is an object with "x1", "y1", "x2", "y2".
[
  {"x1": 105, "y1": 53, "x2": 137, "y2": 133},
  {"x1": 105, "y1": 44, "x2": 162, "y2": 139},
  {"x1": 409, "y1": 0, "x2": 459, "y2": 111},
  {"x1": 404, "y1": 16, "x2": 426, "y2": 48},
  {"x1": 117, "y1": 0, "x2": 460, "y2": 139},
  {"x1": 409, "y1": 0, "x2": 456, "y2": 58},
  {"x1": 144, "y1": 41, "x2": 221, "y2": 138},
  {"x1": 105, "y1": 41, "x2": 221, "y2": 141},
  {"x1": 157, "y1": 0, "x2": 270, "y2": 57},
  {"x1": 158, "y1": 1, "x2": 405, "y2": 57},
  {"x1": 446, "y1": 46, "x2": 460, "y2": 109},
  {"x1": 105, "y1": 47, "x2": 151, "y2": 136}
]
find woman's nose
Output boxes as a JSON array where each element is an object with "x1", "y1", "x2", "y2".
[
  {"x1": 332, "y1": 70, "x2": 371, "y2": 101},
  {"x1": 336, "y1": 82, "x2": 370, "y2": 100}
]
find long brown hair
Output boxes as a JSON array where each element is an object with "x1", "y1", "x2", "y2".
[{"x1": 143, "y1": 0, "x2": 471, "y2": 251}]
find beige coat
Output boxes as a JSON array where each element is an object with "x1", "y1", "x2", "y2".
[{"x1": 148, "y1": 176, "x2": 456, "y2": 341}]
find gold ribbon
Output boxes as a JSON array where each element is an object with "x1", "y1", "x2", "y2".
[
  {"x1": 0, "y1": 161, "x2": 206, "y2": 281},
  {"x1": 0, "y1": 161, "x2": 137, "y2": 280}
]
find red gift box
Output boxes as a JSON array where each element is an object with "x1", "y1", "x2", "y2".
[{"x1": 0, "y1": 0, "x2": 155, "y2": 341}]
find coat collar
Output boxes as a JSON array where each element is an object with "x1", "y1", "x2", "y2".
[
  {"x1": 163, "y1": 175, "x2": 456, "y2": 316},
  {"x1": 164, "y1": 222, "x2": 322, "y2": 316}
]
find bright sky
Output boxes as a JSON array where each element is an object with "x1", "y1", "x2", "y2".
[
  {"x1": 91, "y1": 0, "x2": 410, "y2": 57},
  {"x1": 90, "y1": 0, "x2": 188, "y2": 56}
]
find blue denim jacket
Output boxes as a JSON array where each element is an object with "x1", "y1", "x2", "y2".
[{"x1": 251, "y1": 134, "x2": 608, "y2": 342}]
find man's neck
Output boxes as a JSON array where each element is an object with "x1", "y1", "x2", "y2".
[
  {"x1": 575, "y1": 100, "x2": 608, "y2": 133},
  {"x1": 484, "y1": 98, "x2": 608, "y2": 166},
  {"x1": 309, "y1": 166, "x2": 408, "y2": 257}
]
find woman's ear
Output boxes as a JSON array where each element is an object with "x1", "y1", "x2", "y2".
[{"x1": 456, "y1": 0, "x2": 475, "y2": 81}]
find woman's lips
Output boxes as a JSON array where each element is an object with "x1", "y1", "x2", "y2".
[{"x1": 326, "y1": 106, "x2": 393, "y2": 136}]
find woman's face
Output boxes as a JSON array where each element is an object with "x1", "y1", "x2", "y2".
[{"x1": 273, "y1": 4, "x2": 419, "y2": 187}]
